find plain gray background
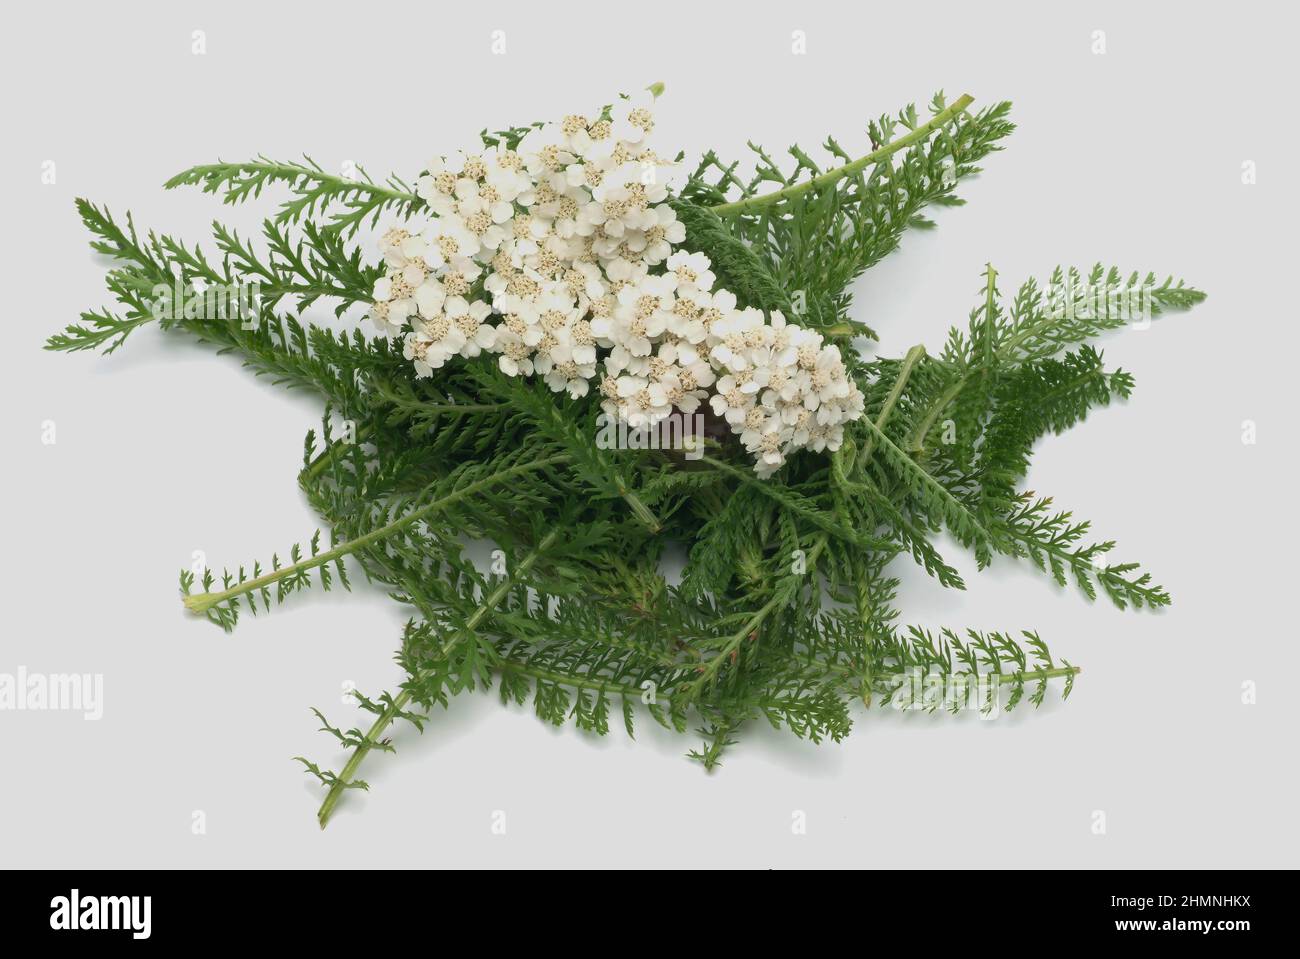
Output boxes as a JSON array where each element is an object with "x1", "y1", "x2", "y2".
[{"x1": 2, "y1": 0, "x2": 1295, "y2": 867}]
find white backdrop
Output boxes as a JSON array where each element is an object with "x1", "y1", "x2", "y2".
[{"x1": 2, "y1": 0, "x2": 1295, "y2": 867}]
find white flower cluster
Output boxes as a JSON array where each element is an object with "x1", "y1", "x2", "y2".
[{"x1": 370, "y1": 92, "x2": 864, "y2": 476}]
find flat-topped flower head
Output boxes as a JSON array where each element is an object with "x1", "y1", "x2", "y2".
[{"x1": 378, "y1": 93, "x2": 866, "y2": 475}]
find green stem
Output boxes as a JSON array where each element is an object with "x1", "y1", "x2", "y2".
[
  {"x1": 167, "y1": 160, "x2": 421, "y2": 208},
  {"x1": 300, "y1": 424, "x2": 372, "y2": 485},
  {"x1": 688, "y1": 595, "x2": 783, "y2": 695},
  {"x1": 860, "y1": 343, "x2": 926, "y2": 465},
  {"x1": 184, "y1": 453, "x2": 568, "y2": 614},
  {"x1": 317, "y1": 529, "x2": 561, "y2": 828},
  {"x1": 615, "y1": 482, "x2": 662, "y2": 533},
  {"x1": 700, "y1": 455, "x2": 887, "y2": 550},
  {"x1": 261, "y1": 280, "x2": 372, "y2": 306},
  {"x1": 979, "y1": 263, "x2": 998, "y2": 371},
  {"x1": 710, "y1": 94, "x2": 975, "y2": 216},
  {"x1": 907, "y1": 267, "x2": 1001, "y2": 456},
  {"x1": 690, "y1": 535, "x2": 829, "y2": 695},
  {"x1": 906, "y1": 376, "x2": 964, "y2": 455}
]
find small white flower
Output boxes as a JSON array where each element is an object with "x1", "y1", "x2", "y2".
[
  {"x1": 799, "y1": 344, "x2": 852, "y2": 410},
  {"x1": 654, "y1": 341, "x2": 715, "y2": 413},
  {"x1": 519, "y1": 123, "x2": 577, "y2": 177},
  {"x1": 540, "y1": 350, "x2": 598, "y2": 398},
  {"x1": 665, "y1": 251, "x2": 716, "y2": 294},
  {"x1": 743, "y1": 416, "x2": 794, "y2": 477},
  {"x1": 404, "y1": 311, "x2": 462, "y2": 377},
  {"x1": 709, "y1": 375, "x2": 756, "y2": 428},
  {"x1": 377, "y1": 225, "x2": 416, "y2": 269},
  {"x1": 637, "y1": 204, "x2": 685, "y2": 264},
  {"x1": 447, "y1": 298, "x2": 496, "y2": 357},
  {"x1": 454, "y1": 207, "x2": 509, "y2": 259},
  {"x1": 371, "y1": 270, "x2": 416, "y2": 335},
  {"x1": 425, "y1": 218, "x2": 477, "y2": 268},
  {"x1": 413, "y1": 277, "x2": 447, "y2": 319},
  {"x1": 616, "y1": 375, "x2": 671, "y2": 428},
  {"x1": 602, "y1": 256, "x2": 647, "y2": 292},
  {"x1": 604, "y1": 275, "x2": 671, "y2": 356},
  {"x1": 494, "y1": 327, "x2": 536, "y2": 378},
  {"x1": 611, "y1": 92, "x2": 656, "y2": 146},
  {"x1": 418, "y1": 151, "x2": 487, "y2": 214},
  {"x1": 416, "y1": 159, "x2": 458, "y2": 215},
  {"x1": 567, "y1": 318, "x2": 599, "y2": 366},
  {"x1": 455, "y1": 178, "x2": 515, "y2": 225},
  {"x1": 602, "y1": 343, "x2": 651, "y2": 378},
  {"x1": 564, "y1": 154, "x2": 616, "y2": 195},
  {"x1": 813, "y1": 423, "x2": 845, "y2": 453},
  {"x1": 483, "y1": 145, "x2": 534, "y2": 205},
  {"x1": 708, "y1": 308, "x2": 764, "y2": 372},
  {"x1": 662, "y1": 289, "x2": 709, "y2": 343}
]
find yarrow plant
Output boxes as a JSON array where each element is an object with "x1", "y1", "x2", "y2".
[{"x1": 51, "y1": 85, "x2": 1203, "y2": 827}]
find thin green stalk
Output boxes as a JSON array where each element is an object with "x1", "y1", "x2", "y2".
[
  {"x1": 710, "y1": 94, "x2": 975, "y2": 216},
  {"x1": 300, "y1": 424, "x2": 372, "y2": 485},
  {"x1": 688, "y1": 595, "x2": 783, "y2": 695},
  {"x1": 317, "y1": 528, "x2": 561, "y2": 828},
  {"x1": 690, "y1": 534, "x2": 829, "y2": 695},
  {"x1": 908, "y1": 267, "x2": 999, "y2": 456},
  {"x1": 860, "y1": 343, "x2": 926, "y2": 465},
  {"x1": 166, "y1": 159, "x2": 421, "y2": 210},
  {"x1": 700, "y1": 455, "x2": 888, "y2": 551},
  {"x1": 906, "y1": 375, "x2": 965, "y2": 455},
  {"x1": 184, "y1": 453, "x2": 568, "y2": 614},
  {"x1": 615, "y1": 482, "x2": 662, "y2": 533},
  {"x1": 980, "y1": 264, "x2": 998, "y2": 371}
]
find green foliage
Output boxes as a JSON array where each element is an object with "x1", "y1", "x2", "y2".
[
  {"x1": 163, "y1": 155, "x2": 424, "y2": 238},
  {"x1": 51, "y1": 89, "x2": 1204, "y2": 826},
  {"x1": 667, "y1": 198, "x2": 792, "y2": 315},
  {"x1": 683, "y1": 92, "x2": 1016, "y2": 342}
]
